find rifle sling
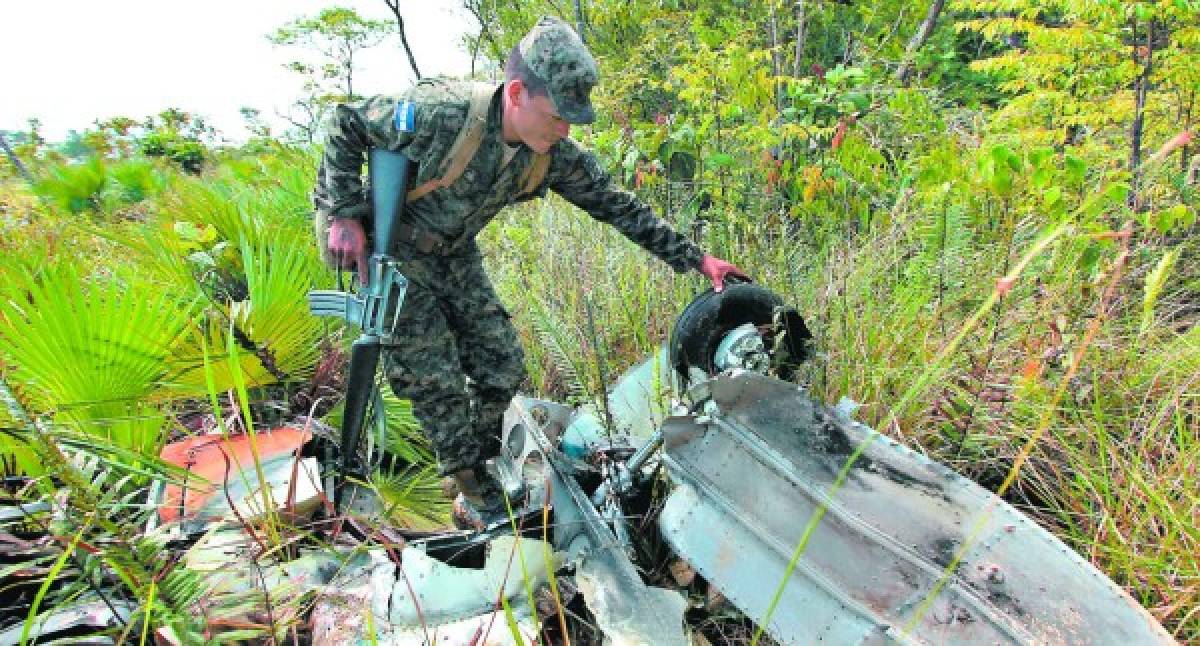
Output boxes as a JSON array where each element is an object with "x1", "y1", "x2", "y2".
[
  {"x1": 405, "y1": 82, "x2": 552, "y2": 203},
  {"x1": 395, "y1": 222, "x2": 449, "y2": 255}
]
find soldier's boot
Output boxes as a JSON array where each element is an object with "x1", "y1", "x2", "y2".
[{"x1": 450, "y1": 466, "x2": 509, "y2": 531}]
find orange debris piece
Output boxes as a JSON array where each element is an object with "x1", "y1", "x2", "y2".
[{"x1": 158, "y1": 426, "x2": 311, "y2": 523}]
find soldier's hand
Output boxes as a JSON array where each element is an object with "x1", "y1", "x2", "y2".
[
  {"x1": 699, "y1": 254, "x2": 750, "y2": 293},
  {"x1": 328, "y1": 218, "x2": 369, "y2": 285}
]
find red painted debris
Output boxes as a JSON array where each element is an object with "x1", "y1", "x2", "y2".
[{"x1": 158, "y1": 427, "x2": 311, "y2": 523}]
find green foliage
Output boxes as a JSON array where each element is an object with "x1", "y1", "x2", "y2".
[
  {"x1": 325, "y1": 388, "x2": 447, "y2": 528},
  {"x1": 140, "y1": 131, "x2": 206, "y2": 172},
  {"x1": 269, "y1": 7, "x2": 396, "y2": 141},
  {"x1": 29, "y1": 157, "x2": 167, "y2": 215},
  {"x1": 33, "y1": 158, "x2": 107, "y2": 213},
  {"x1": 232, "y1": 235, "x2": 328, "y2": 380},
  {"x1": 0, "y1": 260, "x2": 198, "y2": 464},
  {"x1": 0, "y1": 0, "x2": 1196, "y2": 639},
  {"x1": 464, "y1": 4, "x2": 1197, "y2": 638},
  {"x1": 0, "y1": 423, "x2": 255, "y2": 643},
  {"x1": 269, "y1": 7, "x2": 396, "y2": 71},
  {"x1": 108, "y1": 158, "x2": 165, "y2": 204}
]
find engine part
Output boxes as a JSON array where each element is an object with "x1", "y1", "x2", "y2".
[{"x1": 669, "y1": 283, "x2": 812, "y2": 389}]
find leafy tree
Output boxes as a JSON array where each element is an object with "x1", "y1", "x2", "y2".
[
  {"x1": 269, "y1": 7, "x2": 395, "y2": 100},
  {"x1": 269, "y1": 7, "x2": 395, "y2": 142},
  {"x1": 957, "y1": 0, "x2": 1198, "y2": 158},
  {"x1": 0, "y1": 130, "x2": 35, "y2": 182},
  {"x1": 136, "y1": 108, "x2": 215, "y2": 172},
  {"x1": 274, "y1": 61, "x2": 341, "y2": 143},
  {"x1": 57, "y1": 130, "x2": 96, "y2": 160},
  {"x1": 238, "y1": 106, "x2": 273, "y2": 139}
]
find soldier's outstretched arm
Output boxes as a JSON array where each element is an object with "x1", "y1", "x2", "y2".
[
  {"x1": 548, "y1": 139, "x2": 704, "y2": 272},
  {"x1": 548, "y1": 139, "x2": 749, "y2": 288}
]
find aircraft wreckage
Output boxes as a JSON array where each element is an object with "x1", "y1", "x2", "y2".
[{"x1": 4, "y1": 279, "x2": 1159, "y2": 645}]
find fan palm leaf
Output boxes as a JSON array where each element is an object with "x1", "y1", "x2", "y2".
[
  {"x1": 161, "y1": 179, "x2": 264, "y2": 246},
  {"x1": 370, "y1": 464, "x2": 450, "y2": 529},
  {"x1": 0, "y1": 260, "x2": 197, "y2": 463},
  {"x1": 233, "y1": 235, "x2": 329, "y2": 380},
  {"x1": 164, "y1": 236, "x2": 334, "y2": 394}
]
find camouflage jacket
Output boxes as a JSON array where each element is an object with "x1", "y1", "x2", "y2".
[{"x1": 314, "y1": 78, "x2": 704, "y2": 273}]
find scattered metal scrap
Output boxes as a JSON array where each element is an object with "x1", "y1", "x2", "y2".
[{"x1": 2, "y1": 284, "x2": 1174, "y2": 644}]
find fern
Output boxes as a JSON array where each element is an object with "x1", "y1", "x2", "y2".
[
  {"x1": 0, "y1": 427, "x2": 213, "y2": 643},
  {"x1": 527, "y1": 294, "x2": 592, "y2": 404}
]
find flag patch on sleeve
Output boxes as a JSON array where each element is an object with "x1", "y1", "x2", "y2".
[{"x1": 394, "y1": 100, "x2": 416, "y2": 132}]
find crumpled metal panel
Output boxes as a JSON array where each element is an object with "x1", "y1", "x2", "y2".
[
  {"x1": 603, "y1": 348, "x2": 672, "y2": 441},
  {"x1": 573, "y1": 544, "x2": 689, "y2": 646},
  {"x1": 558, "y1": 351, "x2": 672, "y2": 459},
  {"x1": 309, "y1": 537, "x2": 548, "y2": 645},
  {"x1": 505, "y1": 392, "x2": 690, "y2": 645},
  {"x1": 385, "y1": 536, "x2": 557, "y2": 626},
  {"x1": 659, "y1": 372, "x2": 1174, "y2": 645},
  {"x1": 157, "y1": 427, "x2": 320, "y2": 528}
]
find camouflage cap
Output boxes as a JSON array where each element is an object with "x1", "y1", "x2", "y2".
[{"x1": 518, "y1": 16, "x2": 599, "y2": 124}]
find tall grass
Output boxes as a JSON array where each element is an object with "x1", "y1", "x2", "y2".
[
  {"x1": 0, "y1": 106, "x2": 1194, "y2": 639},
  {"x1": 478, "y1": 136, "x2": 1198, "y2": 638}
]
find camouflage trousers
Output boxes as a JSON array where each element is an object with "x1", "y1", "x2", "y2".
[{"x1": 382, "y1": 243, "x2": 526, "y2": 475}]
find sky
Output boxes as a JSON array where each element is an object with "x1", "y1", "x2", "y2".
[{"x1": 1, "y1": 1, "x2": 476, "y2": 143}]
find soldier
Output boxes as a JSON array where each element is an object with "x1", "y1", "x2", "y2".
[{"x1": 314, "y1": 16, "x2": 746, "y2": 528}]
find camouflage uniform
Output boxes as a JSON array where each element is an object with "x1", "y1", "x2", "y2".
[{"x1": 313, "y1": 17, "x2": 704, "y2": 476}]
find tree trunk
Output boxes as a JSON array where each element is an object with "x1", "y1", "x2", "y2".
[
  {"x1": 469, "y1": 31, "x2": 481, "y2": 77},
  {"x1": 793, "y1": 0, "x2": 807, "y2": 78},
  {"x1": 0, "y1": 132, "x2": 34, "y2": 184},
  {"x1": 384, "y1": 0, "x2": 423, "y2": 80},
  {"x1": 1128, "y1": 18, "x2": 1156, "y2": 210},
  {"x1": 895, "y1": 0, "x2": 948, "y2": 84}
]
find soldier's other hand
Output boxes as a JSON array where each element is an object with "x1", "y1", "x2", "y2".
[
  {"x1": 699, "y1": 254, "x2": 750, "y2": 293},
  {"x1": 328, "y1": 218, "x2": 369, "y2": 285}
]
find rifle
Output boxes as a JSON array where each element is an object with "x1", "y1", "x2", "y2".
[{"x1": 308, "y1": 149, "x2": 413, "y2": 510}]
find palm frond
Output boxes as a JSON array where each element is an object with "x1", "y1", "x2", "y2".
[
  {"x1": 161, "y1": 179, "x2": 263, "y2": 246},
  {"x1": 107, "y1": 159, "x2": 166, "y2": 206},
  {"x1": 234, "y1": 235, "x2": 329, "y2": 381},
  {"x1": 370, "y1": 464, "x2": 450, "y2": 529},
  {"x1": 32, "y1": 158, "x2": 108, "y2": 214},
  {"x1": 379, "y1": 389, "x2": 435, "y2": 465},
  {"x1": 527, "y1": 294, "x2": 592, "y2": 403},
  {"x1": 0, "y1": 261, "x2": 198, "y2": 459}
]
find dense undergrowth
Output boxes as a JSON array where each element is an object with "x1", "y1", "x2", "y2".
[{"x1": 1, "y1": 0, "x2": 1197, "y2": 641}]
